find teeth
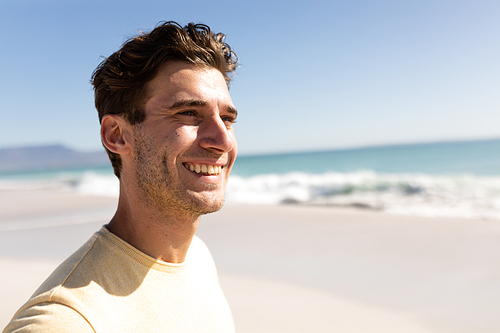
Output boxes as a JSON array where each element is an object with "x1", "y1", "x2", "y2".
[{"x1": 185, "y1": 163, "x2": 222, "y2": 175}]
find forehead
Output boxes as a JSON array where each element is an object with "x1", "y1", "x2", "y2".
[{"x1": 144, "y1": 61, "x2": 232, "y2": 109}]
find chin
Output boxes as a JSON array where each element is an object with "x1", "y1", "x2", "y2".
[
  {"x1": 173, "y1": 189, "x2": 226, "y2": 217},
  {"x1": 197, "y1": 204, "x2": 224, "y2": 216},
  {"x1": 194, "y1": 197, "x2": 226, "y2": 216}
]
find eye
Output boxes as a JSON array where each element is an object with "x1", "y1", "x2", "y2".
[
  {"x1": 178, "y1": 110, "x2": 196, "y2": 116},
  {"x1": 221, "y1": 115, "x2": 237, "y2": 124}
]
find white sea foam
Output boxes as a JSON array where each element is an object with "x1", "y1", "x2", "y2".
[
  {"x1": 225, "y1": 171, "x2": 500, "y2": 220},
  {"x1": 75, "y1": 172, "x2": 119, "y2": 197},
  {"x1": 2, "y1": 170, "x2": 500, "y2": 220},
  {"x1": 0, "y1": 171, "x2": 119, "y2": 197}
]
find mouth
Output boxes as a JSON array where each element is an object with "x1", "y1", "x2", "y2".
[{"x1": 183, "y1": 163, "x2": 223, "y2": 176}]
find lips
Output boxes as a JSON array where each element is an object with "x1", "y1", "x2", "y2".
[{"x1": 183, "y1": 163, "x2": 222, "y2": 175}]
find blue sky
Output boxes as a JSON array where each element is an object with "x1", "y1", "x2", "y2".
[{"x1": 1, "y1": 0, "x2": 499, "y2": 155}]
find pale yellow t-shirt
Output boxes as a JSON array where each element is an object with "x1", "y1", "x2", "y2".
[{"x1": 3, "y1": 227, "x2": 234, "y2": 333}]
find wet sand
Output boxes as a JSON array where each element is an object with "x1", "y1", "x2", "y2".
[{"x1": 1, "y1": 189, "x2": 499, "y2": 332}]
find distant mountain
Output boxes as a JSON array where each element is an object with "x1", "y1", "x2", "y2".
[{"x1": 0, "y1": 144, "x2": 109, "y2": 172}]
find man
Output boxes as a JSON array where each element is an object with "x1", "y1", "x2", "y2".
[{"x1": 4, "y1": 21, "x2": 238, "y2": 333}]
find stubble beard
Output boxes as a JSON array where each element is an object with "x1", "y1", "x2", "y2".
[{"x1": 133, "y1": 129, "x2": 226, "y2": 220}]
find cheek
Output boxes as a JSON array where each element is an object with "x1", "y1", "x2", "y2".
[
  {"x1": 161, "y1": 127, "x2": 198, "y2": 164},
  {"x1": 231, "y1": 131, "x2": 238, "y2": 150},
  {"x1": 230, "y1": 131, "x2": 238, "y2": 156},
  {"x1": 172, "y1": 127, "x2": 198, "y2": 145}
]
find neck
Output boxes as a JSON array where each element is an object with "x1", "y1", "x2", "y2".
[{"x1": 107, "y1": 184, "x2": 200, "y2": 264}]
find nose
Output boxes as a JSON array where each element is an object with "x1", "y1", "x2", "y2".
[{"x1": 198, "y1": 114, "x2": 236, "y2": 153}]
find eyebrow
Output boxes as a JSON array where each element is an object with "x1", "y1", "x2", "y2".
[
  {"x1": 168, "y1": 99, "x2": 208, "y2": 110},
  {"x1": 167, "y1": 99, "x2": 238, "y2": 117}
]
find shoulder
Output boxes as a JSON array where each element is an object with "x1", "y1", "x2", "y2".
[
  {"x1": 27, "y1": 232, "x2": 100, "y2": 301},
  {"x1": 3, "y1": 302, "x2": 94, "y2": 333},
  {"x1": 190, "y1": 235, "x2": 210, "y2": 253},
  {"x1": 188, "y1": 235, "x2": 214, "y2": 263},
  {"x1": 186, "y1": 235, "x2": 220, "y2": 280},
  {"x1": 5, "y1": 231, "x2": 103, "y2": 330}
]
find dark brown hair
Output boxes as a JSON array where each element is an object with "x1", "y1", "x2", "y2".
[{"x1": 91, "y1": 21, "x2": 238, "y2": 178}]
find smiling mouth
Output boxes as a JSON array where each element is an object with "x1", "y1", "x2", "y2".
[{"x1": 183, "y1": 163, "x2": 222, "y2": 175}]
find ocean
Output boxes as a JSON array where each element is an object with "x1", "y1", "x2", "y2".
[{"x1": 1, "y1": 139, "x2": 500, "y2": 220}]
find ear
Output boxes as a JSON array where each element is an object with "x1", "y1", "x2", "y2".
[{"x1": 101, "y1": 114, "x2": 132, "y2": 155}]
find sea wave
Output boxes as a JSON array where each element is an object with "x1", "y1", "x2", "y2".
[
  {"x1": 0, "y1": 171, "x2": 119, "y2": 197},
  {"x1": 225, "y1": 171, "x2": 500, "y2": 220},
  {"x1": 1, "y1": 170, "x2": 499, "y2": 220}
]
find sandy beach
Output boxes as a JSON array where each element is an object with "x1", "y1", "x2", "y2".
[{"x1": 1, "y1": 189, "x2": 499, "y2": 332}]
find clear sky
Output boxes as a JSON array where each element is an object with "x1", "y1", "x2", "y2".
[{"x1": 1, "y1": 0, "x2": 499, "y2": 155}]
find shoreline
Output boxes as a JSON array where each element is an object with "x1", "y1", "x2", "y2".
[{"x1": 1, "y1": 189, "x2": 500, "y2": 332}]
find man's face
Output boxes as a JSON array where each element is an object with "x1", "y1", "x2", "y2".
[{"x1": 131, "y1": 61, "x2": 237, "y2": 218}]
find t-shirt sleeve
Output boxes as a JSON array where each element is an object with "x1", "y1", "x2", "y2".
[{"x1": 3, "y1": 302, "x2": 94, "y2": 333}]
